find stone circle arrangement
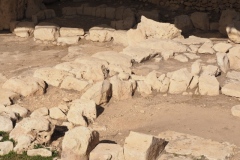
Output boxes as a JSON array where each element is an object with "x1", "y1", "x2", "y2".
[{"x1": 1, "y1": 0, "x2": 240, "y2": 160}]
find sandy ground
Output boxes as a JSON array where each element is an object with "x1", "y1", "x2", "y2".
[{"x1": 0, "y1": 1, "x2": 240, "y2": 159}]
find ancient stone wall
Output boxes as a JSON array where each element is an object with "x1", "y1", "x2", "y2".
[
  {"x1": 147, "y1": 0, "x2": 240, "y2": 12},
  {"x1": 0, "y1": 0, "x2": 26, "y2": 30}
]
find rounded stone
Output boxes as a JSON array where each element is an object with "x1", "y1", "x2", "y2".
[{"x1": 231, "y1": 105, "x2": 240, "y2": 117}]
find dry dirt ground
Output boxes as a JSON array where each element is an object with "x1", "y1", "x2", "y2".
[{"x1": 1, "y1": 1, "x2": 240, "y2": 159}]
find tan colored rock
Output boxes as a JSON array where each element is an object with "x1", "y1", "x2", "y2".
[
  {"x1": 92, "y1": 51, "x2": 132, "y2": 67},
  {"x1": 145, "y1": 71, "x2": 162, "y2": 91},
  {"x1": 226, "y1": 21, "x2": 240, "y2": 44},
  {"x1": 0, "y1": 141, "x2": 13, "y2": 156},
  {"x1": 61, "y1": 126, "x2": 99, "y2": 160},
  {"x1": 81, "y1": 80, "x2": 112, "y2": 105},
  {"x1": 110, "y1": 76, "x2": 133, "y2": 100},
  {"x1": 228, "y1": 46, "x2": 240, "y2": 70},
  {"x1": 213, "y1": 43, "x2": 232, "y2": 53},
  {"x1": 137, "y1": 81, "x2": 152, "y2": 96},
  {"x1": 0, "y1": 116, "x2": 13, "y2": 132},
  {"x1": 191, "y1": 61, "x2": 201, "y2": 75},
  {"x1": 113, "y1": 30, "x2": 129, "y2": 46},
  {"x1": 57, "y1": 36, "x2": 80, "y2": 45},
  {"x1": 60, "y1": 27, "x2": 84, "y2": 37},
  {"x1": 158, "y1": 131, "x2": 237, "y2": 160},
  {"x1": 4, "y1": 104, "x2": 28, "y2": 118},
  {"x1": 199, "y1": 75, "x2": 219, "y2": 96},
  {"x1": 2, "y1": 76, "x2": 46, "y2": 97},
  {"x1": 138, "y1": 16, "x2": 182, "y2": 39},
  {"x1": 216, "y1": 52, "x2": 229, "y2": 73},
  {"x1": 174, "y1": 54, "x2": 188, "y2": 62},
  {"x1": 0, "y1": 89, "x2": 20, "y2": 106},
  {"x1": 30, "y1": 107, "x2": 49, "y2": 117},
  {"x1": 90, "y1": 143, "x2": 124, "y2": 160},
  {"x1": 201, "y1": 65, "x2": 220, "y2": 76},
  {"x1": 168, "y1": 68, "x2": 192, "y2": 94},
  {"x1": 14, "y1": 22, "x2": 35, "y2": 38},
  {"x1": 126, "y1": 28, "x2": 146, "y2": 46},
  {"x1": 122, "y1": 46, "x2": 157, "y2": 63},
  {"x1": 34, "y1": 67, "x2": 74, "y2": 87},
  {"x1": 89, "y1": 26, "x2": 115, "y2": 42},
  {"x1": 34, "y1": 22, "x2": 59, "y2": 41},
  {"x1": 60, "y1": 76, "x2": 90, "y2": 92},
  {"x1": 49, "y1": 107, "x2": 66, "y2": 120},
  {"x1": 198, "y1": 42, "x2": 215, "y2": 54},
  {"x1": 226, "y1": 71, "x2": 240, "y2": 81},
  {"x1": 27, "y1": 148, "x2": 52, "y2": 157},
  {"x1": 10, "y1": 117, "x2": 50, "y2": 141},
  {"x1": 222, "y1": 82, "x2": 240, "y2": 97},
  {"x1": 231, "y1": 105, "x2": 240, "y2": 118},
  {"x1": 67, "y1": 99, "x2": 96, "y2": 125},
  {"x1": 124, "y1": 131, "x2": 166, "y2": 160}
]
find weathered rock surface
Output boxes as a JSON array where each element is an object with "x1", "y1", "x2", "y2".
[
  {"x1": 226, "y1": 71, "x2": 240, "y2": 81},
  {"x1": 2, "y1": 76, "x2": 46, "y2": 97},
  {"x1": 0, "y1": 116, "x2": 13, "y2": 132},
  {"x1": 30, "y1": 107, "x2": 49, "y2": 118},
  {"x1": 0, "y1": 141, "x2": 13, "y2": 156},
  {"x1": 158, "y1": 131, "x2": 237, "y2": 160},
  {"x1": 228, "y1": 46, "x2": 240, "y2": 70},
  {"x1": 34, "y1": 68, "x2": 74, "y2": 87},
  {"x1": 60, "y1": 27, "x2": 84, "y2": 37},
  {"x1": 138, "y1": 16, "x2": 183, "y2": 39},
  {"x1": 60, "y1": 76, "x2": 90, "y2": 92},
  {"x1": 168, "y1": 68, "x2": 192, "y2": 94},
  {"x1": 81, "y1": 80, "x2": 112, "y2": 105},
  {"x1": 122, "y1": 46, "x2": 157, "y2": 63},
  {"x1": 89, "y1": 26, "x2": 114, "y2": 42},
  {"x1": 213, "y1": 43, "x2": 232, "y2": 53},
  {"x1": 90, "y1": 143, "x2": 124, "y2": 160},
  {"x1": 216, "y1": 52, "x2": 229, "y2": 73},
  {"x1": 27, "y1": 148, "x2": 52, "y2": 157},
  {"x1": 67, "y1": 99, "x2": 96, "y2": 125},
  {"x1": 222, "y1": 82, "x2": 240, "y2": 97},
  {"x1": 92, "y1": 51, "x2": 132, "y2": 67},
  {"x1": 61, "y1": 126, "x2": 99, "y2": 160},
  {"x1": 174, "y1": 15, "x2": 193, "y2": 33},
  {"x1": 191, "y1": 12, "x2": 209, "y2": 31},
  {"x1": 124, "y1": 131, "x2": 166, "y2": 160},
  {"x1": 231, "y1": 105, "x2": 240, "y2": 118},
  {"x1": 198, "y1": 75, "x2": 219, "y2": 96},
  {"x1": 0, "y1": 89, "x2": 20, "y2": 106},
  {"x1": 34, "y1": 22, "x2": 59, "y2": 41},
  {"x1": 226, "y1": 21, "x2": 240, "y2": 44},
  {"x1": 49, "y1": 107, "x2": 67, "y2": 120},
  {"x1": 110, "y1": 76, "x2": 133, "y2": 100}
]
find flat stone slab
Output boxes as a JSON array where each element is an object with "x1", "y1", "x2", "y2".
[
  {"x1": 222, "y1": 82, "x2": 240, "y2": 97},
  {"x1": 92, "y1": 51, "x2": 132, "y2": 67},
  {"x1": 158, "y1": 131, "x2": 237, "y2": 160},
  {"x1": 226, "y1": 71, "x2": 240, "y2": 81}
]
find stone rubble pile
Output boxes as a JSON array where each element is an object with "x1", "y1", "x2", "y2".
[{"x1": 2, "y1": 9, "x2": 240, "y2": 160}]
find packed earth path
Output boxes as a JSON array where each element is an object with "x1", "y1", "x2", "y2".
[{"x1": 1, "y1": 0, "x2": 240, "y2": 160}]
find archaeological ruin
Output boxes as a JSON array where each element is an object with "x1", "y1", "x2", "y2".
[{"x1": 0, "y1": 0, "x2": 240, "y2": 159}]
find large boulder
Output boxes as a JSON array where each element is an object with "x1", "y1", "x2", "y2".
[
  {"x1": 137, "y1": 16, "x2": 183, "y2": 39},
  {"x1": 219, "y1": 9, "x2": 240, "y2": 36},
  {"x1": 110, "y1": 76, "x2": 134, "y2": 100},
  {"x1": 226, "y1": 21, "x2": 240, "y2": 43},
  {"x1": 67, "y1": 99, "x2": 96, "y2": 125},
  {"x1": 92, "y1": 51, "x2": 132, "y2": 67},
  {"x1": 168, "y1": 68, "x2": 192, "y2": 94},
  {"x1": 222, "y1": 82, "x2": 240, "y2": 98},
  {"x1": 190, "y1": 12, "x2": 209, "y2": 31},
  {"x1": 14, "y1": 22, "x2": 35, "y2": 38},
  {"x1": 34, "y1": 67, "x2": 74, "y2": 87},
  {"x1": 89, "y1": 26, "x2": 115, "y2": 42},
  {"x1": 81, "y1": 80, "x2": 112, "y2": 105},
  {"x1": 124, "y1": 131, "x2": 166, "y2": 160},
  {"x1": 61, "y1": 126, "x2": 99, "y2": 160},
  {"x1": 34, "y1": 22, "x2": 60, "y2": 41},
  {"x1": 174, "y1": 15, "x2": 193, "y2": 33},
  {"x1": 227, "y1": 46, "x2": 240, "y2": 70},
  {"x1": 0, "y1": 141, "x2": 13, "y2": 156},
  {"x1": 0, "y1": 116, "x2": 13, "y2": 132},
  {"x1": 198, "y1": 75, "x2": 219, "y2": 96},
  {"x1": 90, "y1": 143, "x2": 124, "y2": 160},
  {"x1": 2, "y1": 76, "x2": 46, "y2": 97}
]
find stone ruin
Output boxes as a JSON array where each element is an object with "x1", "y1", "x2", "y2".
[{"x1": 0, "y1": 0, "x2": 240, "y2": 159}]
